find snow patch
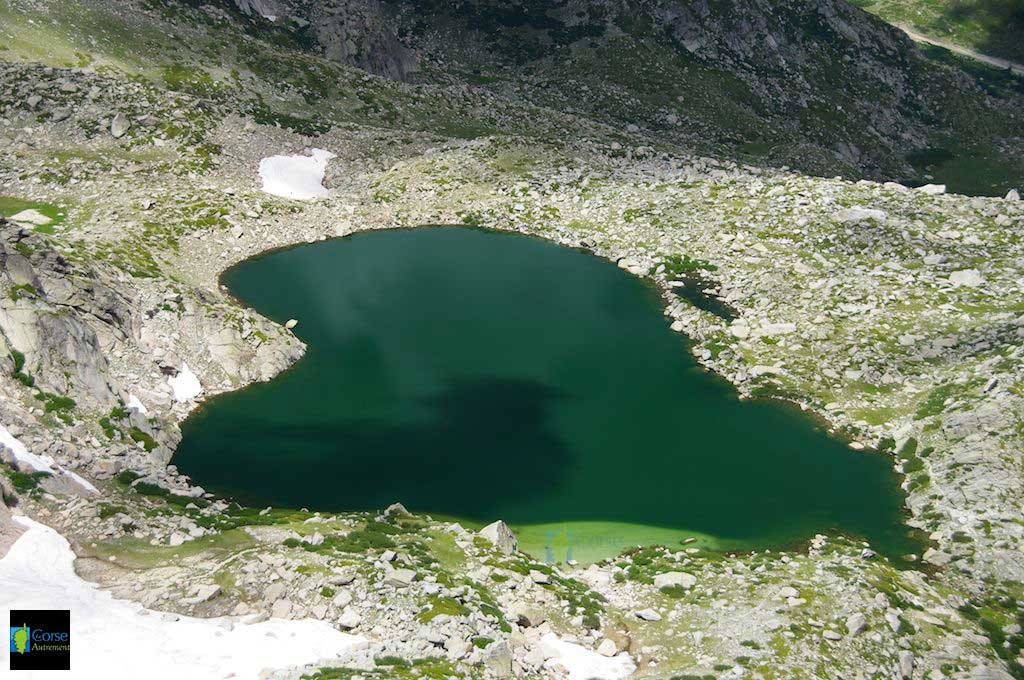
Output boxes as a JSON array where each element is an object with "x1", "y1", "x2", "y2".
[
  {"x1": 168, "y1": 363, "x2": 202, "y2": 403},
  {"x1": 0, "y1": 517, "x2": 367, "y2": 679},
  {"x1": 540, "y1": 632, "x2": 635, "y2": 680},
  {"x1": 127, "y1": 393, "x2": 148, "y2": 414},
  {"x1": 259, "y1": 148, "x2": 336, "y2": 200},
  {"x1": 0, "y1": 424, "x2": 52, "y2": 473}
]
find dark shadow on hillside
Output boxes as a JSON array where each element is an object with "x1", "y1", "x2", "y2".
[{"x1": 937, "y1": 0, "x2": 1024, "y2": 63}]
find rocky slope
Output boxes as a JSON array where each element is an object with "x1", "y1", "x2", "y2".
[
  {"x1": 220, "y1": 0, "x2": 1024, "y2": 185},
  {"x1": 1, "y1": 0, "x2": 1024, "y2": 678}
]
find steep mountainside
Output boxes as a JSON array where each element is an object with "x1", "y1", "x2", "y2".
[{"x1": 223, "y1": 0, "x2": 1024, "y2": 189}]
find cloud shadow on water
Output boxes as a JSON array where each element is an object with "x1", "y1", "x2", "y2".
[{"x1": 182, "y1": 377, "x2": 573, "y2": 517}]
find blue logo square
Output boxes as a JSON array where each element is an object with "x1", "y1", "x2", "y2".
[{"x1": 10, "y1": 625, "x2": 31, "y2": 655}]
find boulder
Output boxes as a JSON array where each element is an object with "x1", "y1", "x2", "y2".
[
  {"x1": 948, "y1": 269, "x2": 984, "y2": 288},
  {"x1": 264, "y1": 581, "x2": 286, "y2": 601},
  {"x1": 337, "y1": 606, "x2": 361, "y2": 629},
  {"x1": 653, "y1": 571, "x2": 696, "y2": 590},
  {"x1": 110, "y1": 112, "x2": 131, "y2": 138},
  {"x1": 915, "y1": 183, "x2": 946, "y2": 195},
  {"x1": 385, "y1": 568, "x2": 417, "y2": 587},
  {"x1": 846, "y1": 612, "x2": 867, "y2": 637},
  {"x1": 899, "y1": 651, "x2": 915, "y2": 679},
  {"x1": 510, "y1": 603, "x2": 546, "y2": 628},
  {"x1": 923, "y1": 548, "x2": 953, "y2": 566},
  {"x1": 383, "y1": 502, "x2": 411, "y2": 517},
  {"x1": 835, "y1": 207, "x2": 886, "y2": 223},
  {"x1": 529, "y1": 569, "x2": 550, "y2": 585},
  {"x1": 270, "y1": 598, "x2": 293, "y2": 619},
  {"x1": 482, "y1": 640, "x2": 513, "y2": 678},
  {"x1": 479, "y1": 520, "x2": 517, "y2": 554},
  {"x1": 9, "y1": 210, "x2": 52, "y2": 227},
  {"x1": 182, "y1": 584, "x2": 221, "y2": 605},
  {"x1": 969, "y1": 665, "x2": 1016, "y2": 680},
  {"x1": 634, "y1": 609, "x2": 662, "y2": 622}
]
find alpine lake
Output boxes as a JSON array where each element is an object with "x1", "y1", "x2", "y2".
[{"x1": 175, "y1": 226, "x2": 923, "y2": 564}]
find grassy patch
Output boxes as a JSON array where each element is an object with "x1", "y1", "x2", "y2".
[{"x1": 416, "y1": 595, "x2": 469, "y2": 623}]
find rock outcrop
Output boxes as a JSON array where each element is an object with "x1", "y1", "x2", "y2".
[{"x1": 0, "y1": 220, "x2": 134, "y2": 410}]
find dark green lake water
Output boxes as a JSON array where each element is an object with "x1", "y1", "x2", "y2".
[{"x1": 175, "y1": 227, "x2": 920, "y2": 562}]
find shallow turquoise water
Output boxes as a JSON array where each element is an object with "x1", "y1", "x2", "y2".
[{"x1": 175, "y1": 227, "x2": 921, "y2": 562}]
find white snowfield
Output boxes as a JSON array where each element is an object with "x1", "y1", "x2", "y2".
[
  {"x1": 0, "y1": 425, "x2": 97, "y2": 494},
  {"x1": 168, "y1": 362, "x2": 203, "y2": 403},
  {"x1": 259, "y1": 148, "x2": 336, "y2": 200},
  {"x1": 540, "y1": 632, "x2": 636, "y2": 680},
  {"x1": 0, "y1": 517, "x2": 368, "y2": 679}
]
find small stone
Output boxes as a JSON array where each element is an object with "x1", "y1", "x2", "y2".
[
  {"x1": 529, "y1": 569, "x2": 550, "y2": 585},
  {"x1": 285, "y1": 319, "x2": 299, "y2": 330},
  {"x1": 596, "y1": 638, "x2": 618, "y2": 656}
]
